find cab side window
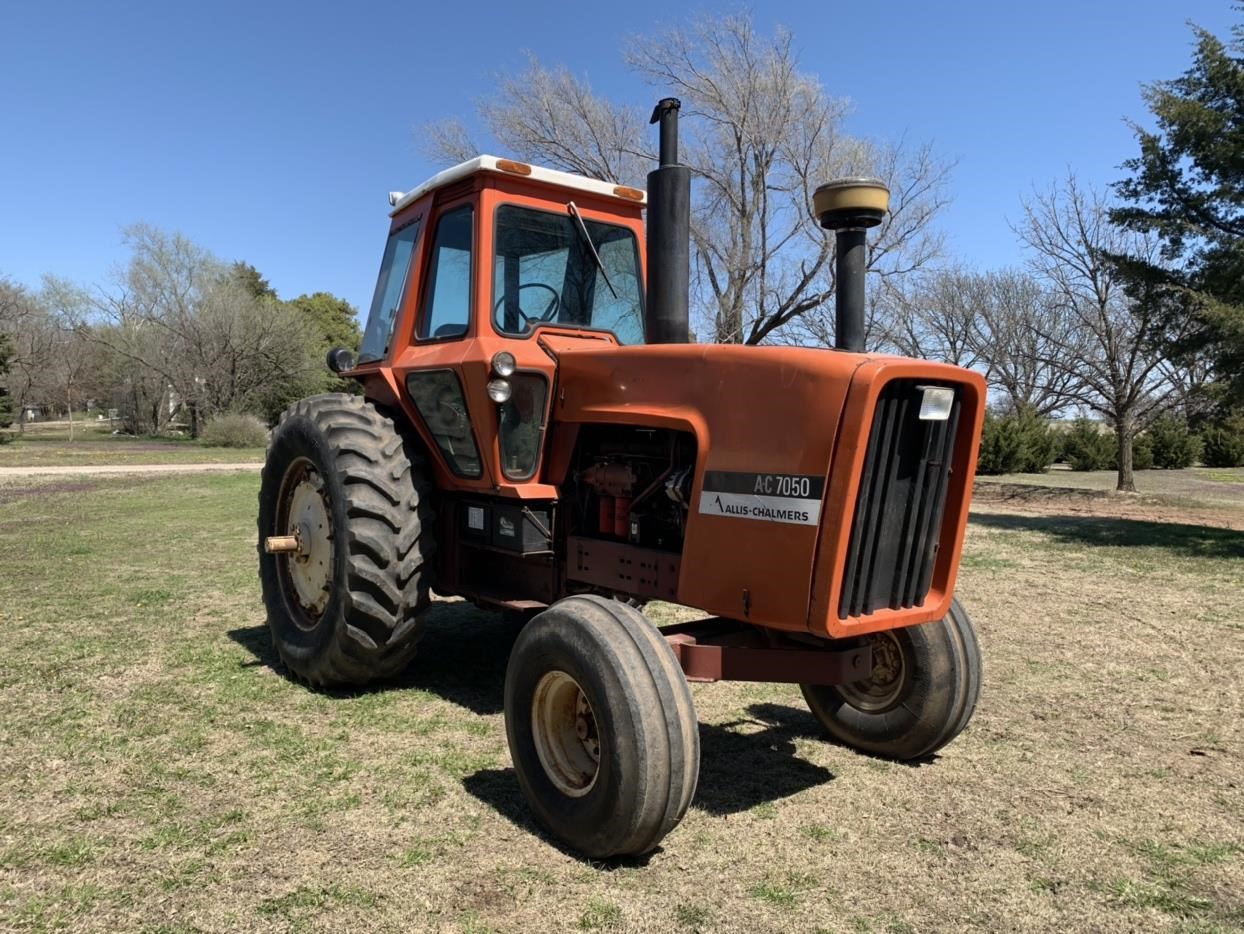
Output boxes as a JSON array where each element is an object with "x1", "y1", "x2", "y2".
[
  {"x1": 417, "y1": 205, "x2": 474, "y2": 340},
  {"x1": 358, "y1": 219, "x2": 422, "y2": 363}
]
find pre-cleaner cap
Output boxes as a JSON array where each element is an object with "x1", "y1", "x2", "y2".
[{"x1": 813, "y1": 177, "x2": 890, "y2": 230}]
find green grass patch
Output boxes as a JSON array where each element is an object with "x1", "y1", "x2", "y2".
[
  {"x1": 257, "y1": 883, "x2": 379, "y2": 920},
  {"x1": 578, "y1": 896, "x2": 623, "y2": 930},
  {"x1": 1106, "y1": 878, "x2": 1213, "y2": 918},
  {"x1": 1205, "y1": 470, "x2": 1244, "y2": 485},
  {"x1": 750, "y1": 872, "x2": 814, "y2": 910}
]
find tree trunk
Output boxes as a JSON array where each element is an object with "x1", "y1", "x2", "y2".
[{"x1": 1115, "y1": 419, "x2": 1136, "y2": 493}]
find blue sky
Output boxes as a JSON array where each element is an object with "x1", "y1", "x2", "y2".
[{"x1": 0, "y1": 1, "x2": 1235, "y2": 319}]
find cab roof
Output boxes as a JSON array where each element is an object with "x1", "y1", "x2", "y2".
[{"x1": 388, "y1": 155, "x2": 647, "y2": 216}]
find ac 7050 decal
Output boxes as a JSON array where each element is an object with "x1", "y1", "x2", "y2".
[{"x1": 697, "y1": 471, "x2": 825, "y2": 526}]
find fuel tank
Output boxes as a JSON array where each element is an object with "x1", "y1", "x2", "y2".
[{"x1": 549, "y1": 341, "x2": 986, "y2": 638}]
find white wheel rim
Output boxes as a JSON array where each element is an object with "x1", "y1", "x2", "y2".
[
  {"x1": 283, "y1": 467, "x2": 333, "y2": 618},
  {"x1": 531, "y1": 670, "x2": 600, "y2": 797},
  {"x1": 838, "y1": 630, "x2": 909, "y2": 712}
]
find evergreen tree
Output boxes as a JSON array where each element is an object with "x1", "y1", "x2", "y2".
[
  {"x1": 285, "y1": 292, "x2": 362, "y2": 354},
  {"x1": 231, "y1": 261, "x2": 277, "y2": 301},
  {"x1": 1111, "y1": 14, "x2": 1244, "y2": 406}
]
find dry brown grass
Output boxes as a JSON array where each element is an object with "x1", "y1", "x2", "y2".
[
  {"x1": 0, "y1": 474, "x2": 1240, "y2": 932},
  {"x1": 976, "y1": 465, "x2": 1244, "y2": 514}
]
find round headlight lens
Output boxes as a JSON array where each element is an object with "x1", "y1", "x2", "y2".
[
  {"x1": 491, "y1": 351, "x2": 517, "y2": 378},
  {"x1": 486, "y1": 378, "x2": 512, "y2": 404}
]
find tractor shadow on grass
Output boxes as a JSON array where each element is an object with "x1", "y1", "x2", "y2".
[
  {"x1": 461, "y1": 700, "x2": 839, "y2": 861},
  {"x1": 692, "y1": 703, "x2": 837, "y2": 814},
  {"x1": 970, "y1": 511, "x2": 1244, "y2": 560},
  {"x1": 227, "y1": 598, "x2": 520, "y2": 714},
  {"x1": 461, "y1": 706, "x2": 837, "y2": 866}
]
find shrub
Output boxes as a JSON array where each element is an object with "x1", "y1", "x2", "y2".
[
  {"x1": 976, "y1": 411, "x2": 1019, "y2": 475},
  {"x1": 200, "y1": 412, "x2": 269, "y2": 448},
  {"x1": 1147, "y1": 415, "x2": 1200, "y2": 469},
  {"x1": 1200, "y1": 416, "x2": 1244, "y2": 467},
  {"x1": 975, "y1": 407, "x2": 1057, "y2": 475},
  {"x1": 1127, "y1": 433, "x2": 1154, "y2": 471},
  {"x1": 1061, "y1": 418, "x2": 1114, "y2": 471}
]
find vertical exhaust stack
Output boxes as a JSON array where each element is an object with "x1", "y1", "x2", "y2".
[
  {"x1": 813, "y1": 178, "x2": 890, "y2": 352},
  {"x1": 645, "y1": 98, "x2": 691, "y2": 344}
]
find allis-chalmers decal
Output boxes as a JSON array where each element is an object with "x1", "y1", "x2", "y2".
[{"x1": 697, "y1": 470, "x2": 825, "y2": 526}]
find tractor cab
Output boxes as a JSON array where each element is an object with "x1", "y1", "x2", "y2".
[{"x1": 346, "y1": 156, "x2": 650, "y2": 491}]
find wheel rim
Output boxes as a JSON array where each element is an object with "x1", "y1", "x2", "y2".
[
  {"x1": 531, "y1": 670, "x2": 600, "y2": 797},
  {"x1": 838, "y1": 630, "x2": 910, "y2": 712},
  {"x1": 275, "y1": 458, "x2": 334, "y2": 628}
]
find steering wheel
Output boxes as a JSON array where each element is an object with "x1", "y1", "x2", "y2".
[{"x1": 494, "y1": 282, "x2": 560, "y2": 328}]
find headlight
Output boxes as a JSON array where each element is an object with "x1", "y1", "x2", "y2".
[
  {"x1": 491, "y1": 351, "x2": 517, "y2": 378},
  {"x1": 486, "y1": 378, "x2": 512, "y2": 404},
  {"x1": 917, "y1": 385, "x2": 955, "y2": 421}
]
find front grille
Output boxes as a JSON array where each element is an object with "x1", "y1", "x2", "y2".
[{"x1": 839, "y1": 380, "x2": 962, "y2": 619}]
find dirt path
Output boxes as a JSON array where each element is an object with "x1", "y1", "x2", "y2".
[{"x1": 0, "y1": 463, "x2": 261, "y2": 477}]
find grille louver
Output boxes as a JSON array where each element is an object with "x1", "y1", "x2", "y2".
[{"x1": 839, "y1": 380, "x2": 961, "y2": 619}]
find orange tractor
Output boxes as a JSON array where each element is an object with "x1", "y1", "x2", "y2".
[{"x1": 259, "y1": 99, "x2": 985, "y2": 858}]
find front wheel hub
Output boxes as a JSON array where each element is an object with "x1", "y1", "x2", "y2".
[
  {"x1": 838, "y1": 630, "x2": 910, "y2": 712},
  {"x1": 531, "y1": 670, "x2": 601, "y2": 797}
]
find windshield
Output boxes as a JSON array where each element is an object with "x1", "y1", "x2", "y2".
[
  {"x1": 492, "y1": 204, "x2": 644, "y2": 343},
  {"x1": 359, "y1": 219, "x2": 422, "y2": 363}
]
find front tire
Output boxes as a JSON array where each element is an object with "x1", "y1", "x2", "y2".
[
  {"x1": 258, "y1": 393, "x2": 435, "y2": 687},
  {"x1": 504, "y1": 596, "x2": 699, "y2": 858},
  {"x1": 801, "y1": 599, "x2": 981, "y2": 760}
]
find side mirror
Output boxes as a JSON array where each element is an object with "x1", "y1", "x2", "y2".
[{"x1": 326, "y1": 347, "x2": 356, "y2": 373}]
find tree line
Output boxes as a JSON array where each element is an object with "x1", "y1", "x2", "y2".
[
  {"x1": 5, "y1": 12, "x2": 1242, "y2": 483},
  {"x1": 0, "y1": 224, "x2": 360, "y2": 440}
]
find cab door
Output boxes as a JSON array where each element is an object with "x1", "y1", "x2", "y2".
[{"x1": 391, "y1": 200, "x2": 495, "y2": 489}]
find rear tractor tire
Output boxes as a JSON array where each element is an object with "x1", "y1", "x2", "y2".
[
  {"x1": 258, "y1": 393, "x2": 435, "y2": 688},
  {"x1": 503, "y1": 596, "x2": 699, "y2": 858},
  {"x1": 801, "y1": 599, "x2": 981, "y2": 761}
]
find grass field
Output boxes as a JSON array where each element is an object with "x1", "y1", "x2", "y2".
[
  {"x1": 0, "y1": 473, "x2": 1241, "y2": 932},
  {"x1": 0, "y1": 421, "x2": 264, "y2": 467}
]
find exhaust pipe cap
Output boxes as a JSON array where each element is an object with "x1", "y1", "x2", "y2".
[{"x1": 814, "y1": 177, "x2": 890, "y2": 230}]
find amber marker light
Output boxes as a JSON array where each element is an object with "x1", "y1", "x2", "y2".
[
  {"x1": 612, "y1": 185, "x2": 645, "y2": 201},
  {"x1": 496, "y1": 159, "x2": 533, "y2": 176}
]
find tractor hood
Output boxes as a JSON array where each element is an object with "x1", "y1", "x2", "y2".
[{"x1": 547, "y1": 339, "x2": 986, "y2": 637}]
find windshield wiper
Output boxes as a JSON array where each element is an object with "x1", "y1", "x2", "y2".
[{"x1": 567, "y1": 201, "x2": 618, "y2": 299}]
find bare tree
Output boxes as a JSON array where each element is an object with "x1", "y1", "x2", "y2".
[
  {"x1": 79, "y1": 225, "x2": 323, "y2": 436},
  {"x1": 868, "y1": 267, "x2": 985, "y2": 369},
  {"x1": 866, "y1": 263, "x2": 1091, "y2": 417},
  {"x1": 40, "y1": 278, "x2": 120, "y2": 439},
  {"x1": 972, "y1": 269, "x2": 1087, "y2": 416},
  {"x1": 1018, "y1": 175, "x2": 1185, "y2": 491},
  {"x1": 420, "y1": 13, "x2": 950, "y2": 346},
  {"x1": 0, "y1": 278, "x2": 59, "y2": 430},
  {"x1": 425, "y1": 54, "x2": 652, "y2": 188}
]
